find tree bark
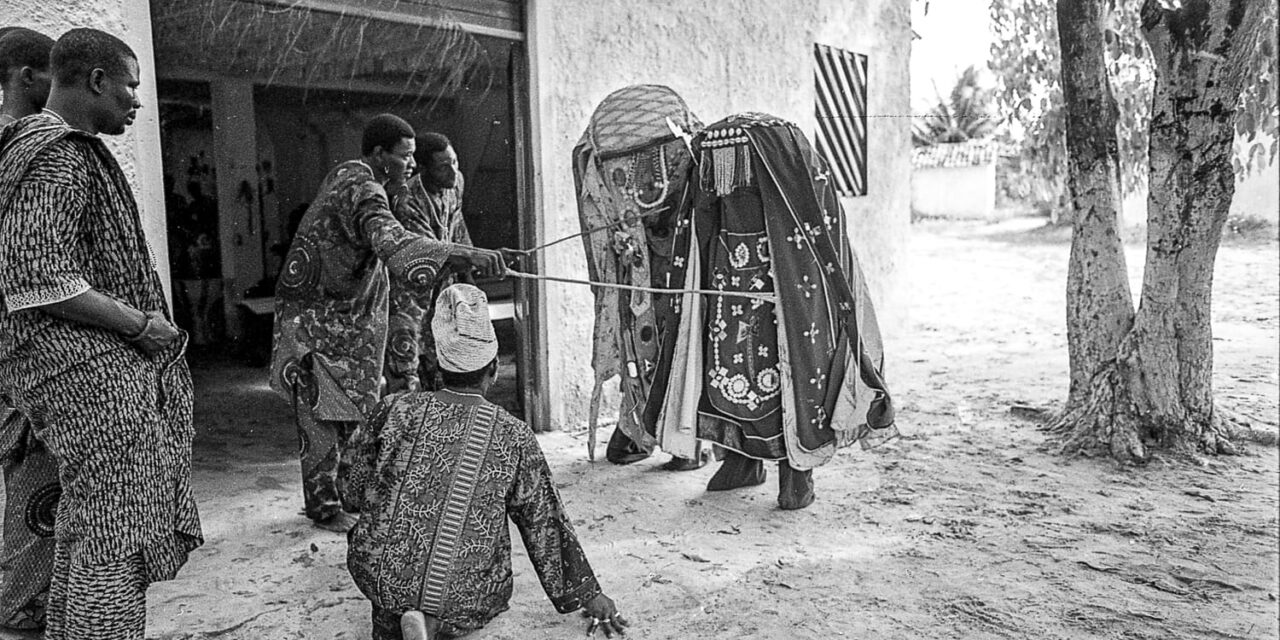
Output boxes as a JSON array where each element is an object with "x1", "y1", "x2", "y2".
[
  {"x1": 1055, "y1": 0, "x2": 1272, "y2": 461},
  {"x1": 1130, "y1": 0, "x2": 1266, "y2": 454},
  {"x1": 1056, "y1": 0, "x2": 1135, "y2": 410}
]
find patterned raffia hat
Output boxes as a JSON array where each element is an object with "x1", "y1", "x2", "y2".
[
  {"x1": 432, "y1": 284, "x2": 498, "y2": 373},
  {"x1": 580, "y1": 84, "x2": 703, "y2": 158}
]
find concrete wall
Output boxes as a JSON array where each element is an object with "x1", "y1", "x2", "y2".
[
  {"x1": 527, "y1": 0, "x2": 913, "y2": 429},
  {"x1": 1121, "y1": 163, "x2": 1280, "y2": 228},
  {"x1": 913, "y1": 164, "x2": 998, "y2": 220},
  {"x1": 1231, "y1": 167, "x2": 1280, "y2": 225},
  {"x1": 0, "y1": 0, "x2": 171, "y2": 300}
]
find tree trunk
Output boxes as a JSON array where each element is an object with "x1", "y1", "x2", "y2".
[
  {"x1": 1055, "y1": 0, "x2": 1271, "y2": 461},
  {"x1": 1056, "y1": 0, "x2": 1135, "y2": 410}
]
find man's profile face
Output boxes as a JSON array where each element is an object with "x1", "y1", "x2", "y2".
[
  {"x1": 96, "y1": 56, "x2": 141, "y2": 135},
  {"x1": 424, "y1": 146, "x2": 458, "y2": 191},
  {"x1": 22, "y1": 66, "x2": 52, "y2": 109},
  {"x1": 380, "y1": 137, "x2": 417, "y2": 187}
]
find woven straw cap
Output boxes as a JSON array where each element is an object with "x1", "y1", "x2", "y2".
[{"x1": 432, "y1": 284, "x2": 498, "y2": 373}]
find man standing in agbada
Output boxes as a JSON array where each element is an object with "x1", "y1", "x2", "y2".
[{"x1": 0, "y1": 28, "x2": 203, "y2": 639}]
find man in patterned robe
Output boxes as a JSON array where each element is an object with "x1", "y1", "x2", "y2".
[
  {"x1": 0, "y1": 25, "x2": 57, "y2": 632},
  {"x1": 0, "y1": 29, "x2": 202, "y2": 639},
  {"x1": 270, "y1": 115, "x2": 504, "y2": 533},
  {"x1": 650, "y1": 113, "x2": 896, "y2": 510},
  {"x1": 385, "y1": 132, "x2": 473, "y2": 393},
  {"x1": 345, "y1": 284, "x2": 626, "y2": 640}
]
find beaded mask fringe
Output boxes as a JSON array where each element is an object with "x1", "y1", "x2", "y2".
[{"x1": 698, "y1": 126, "x2": 752, "y2": 196}]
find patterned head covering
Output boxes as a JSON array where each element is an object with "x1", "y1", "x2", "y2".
[
  {"x1": 577, "y1": 84, "x2": 702, "y2": 159},
  {"x1": 432, "y1": 284, "x2": 497, "y2": 373}
]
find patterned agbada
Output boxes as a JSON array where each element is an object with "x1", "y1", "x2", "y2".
[
  {"x1": 386, "y1": 172, "x2": 470, "y2": 391},
  {"x1": 272, "y1": 160, "x2": 452, "y2": 416},
  {"x1": 345, "y1": 391, "x2": 600, "y2": 638},
  {"x1": 270, "y1": 160, "x2": 452, "y2": 520},
  {"x1": 0, "y1": 402, "x2": 57, "y2": 629},
  {"x1": 0, "y1": 81, "x2": 57, "y2": 632},
  {"x1": 572, "y1": 85, "x2": 703, "y2": 450},
  {"x1": 649, "y1": 113, "x2": 895, "y2": 469},
  {"x1": 0, "y1": 113, "x2": 203, "y2": 637}
]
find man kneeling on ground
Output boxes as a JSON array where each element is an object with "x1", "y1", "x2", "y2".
[{"x1": 343, "y1": 284, "x2": 628, "y2": 639}]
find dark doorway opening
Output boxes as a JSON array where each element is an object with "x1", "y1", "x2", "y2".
[{"x1": 150, "y1": 0, "x2": 536, "y2": 422}]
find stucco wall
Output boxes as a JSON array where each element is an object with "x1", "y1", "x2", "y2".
[
  {"x1": 1231, "y1": 167, "x2": 1280, "y2": 224},
  {"x1": 913, "y1": 164, "x2": 998, "y2": 219},
  {"x1": 1121, "y1": 162, "x2": 1280, "y2": 228},
  {"x1": 527, "y1": 0, "x2": 913, "y2": 429},
  {"x1": 0, "y1": 0, "x2": 170, "y2": 299}
]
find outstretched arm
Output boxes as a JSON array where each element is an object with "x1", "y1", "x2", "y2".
[
  {"x1": 507, "y1": 426, "x2": 603, "y2": 614},
  {"x1": 374, "y1": 179, "x2": 505, "y2": 288},
  {"x1": 355, "y1": 186, "x2": 450, "y2": 291}
]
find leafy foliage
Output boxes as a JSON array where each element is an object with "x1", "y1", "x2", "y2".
[
  {"x1": 989, "y1": 0, "x2": 1156, "y2": 209},
  {"x1": 1230, "y1": 2, "x2": 1280, "y2": 177},
  {"x1": 991, "y1": 0, "x2": 1278, "y2": 210},
  {"x1": 912, "y1": 65, "x2": 998, "y2": 146}
]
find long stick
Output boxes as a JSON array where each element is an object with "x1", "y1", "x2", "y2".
[
  {"x1": 507, "y1": 208, "x2": 667, "y2": 257},
  {"x1": 504, "y1": 270, "x2": 777, "y2": 304}
]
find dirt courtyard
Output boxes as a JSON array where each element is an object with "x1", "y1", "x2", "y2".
[{"x1": 4, "y1": 219, "x2": 1277, "y2": 640}]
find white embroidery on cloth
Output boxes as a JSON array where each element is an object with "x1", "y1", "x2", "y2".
[{"x1": 5, "y1": 278, "x2": 91, "y2": 311}]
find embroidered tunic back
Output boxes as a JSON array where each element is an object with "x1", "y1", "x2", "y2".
[{"x1": 345, "y1": 392, "x2": 601, "y2": 635}]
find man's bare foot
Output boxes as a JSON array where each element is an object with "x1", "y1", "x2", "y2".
[
  {"x1": 313, "y1": 510, "x2": 358, "y2": 533},
  {"x1": 401, "y1": 611, "x2": 442, "y2": 640}
]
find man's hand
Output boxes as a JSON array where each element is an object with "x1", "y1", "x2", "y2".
[
  {"x1": 383, "y1": 373, "x2": 411, "y2": 395},
  {"x1": 446, "y1": 246, "x2": 506, "y2": 279},
  {"x1": 39, "y1": 290, "x2": 181, "y2": 356},
  {"x1": 497, "y1": 247, "x2": 526, "y2": 270},
  {"x1": 128, "y1": 310, "x2": 180, "y2": 356},
  {"x1": 582, "y1": 593, "x2": 628, "y2": 637}
]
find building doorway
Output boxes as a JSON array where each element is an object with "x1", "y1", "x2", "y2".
[{"x1": 149, "y1": 0, "x2": 542, "y2": 424}]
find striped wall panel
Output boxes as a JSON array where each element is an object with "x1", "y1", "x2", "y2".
[{"x1": 814, "y1": 44, "x2": 869, "y2": 197}]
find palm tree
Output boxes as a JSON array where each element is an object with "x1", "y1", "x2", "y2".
[{"x1": 913, "y1": 65, "x2": 997, "y2": 146}]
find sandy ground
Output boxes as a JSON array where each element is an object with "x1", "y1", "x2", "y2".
[{"x1": 4, "y1": 219, "x2": 1277, "y2": 640}]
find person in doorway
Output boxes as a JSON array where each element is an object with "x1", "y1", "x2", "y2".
[
  {"x1": 0, "y1": 27, "x2": 53, "y2": 127},
  {"x1": 0, "y1": 24, "x2": 57, "y2": 633},
  {"x1": 386, "y1": 132, "x2": 474, "y2": 393},
  {"x1": 175, "y1": 181, "x2": 222, "y2": 346},
  {"x1": 0, "y1": 28, "x2": 203, "y2": 639},
  {"x1": 163, "y1": 174, "x2": 196, "y2": 334},
  {"x1": 270, "y1": 114, "x2": 506, "y2": 533},
  {"x1": 345, "y1": 284, "x2": 628, "y2": 640}
]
